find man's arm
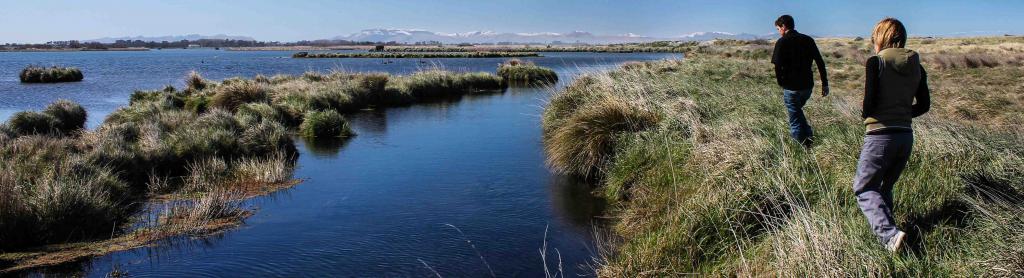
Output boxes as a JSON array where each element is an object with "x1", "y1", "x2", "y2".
[
  {"x1": 810, "y1": 38, "x2": 829, "y2": 95},
  {"x1": 911, "y1": 66, "x2": 931, "y2": 118},
  {"x1": 863, "y1": 56, "x2": 880, "y2": 119},
  {"x1": 772, "y1": 39, "x2": 785, "y2": 87}
]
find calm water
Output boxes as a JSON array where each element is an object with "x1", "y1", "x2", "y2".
[{"x1": 2, "y1": 50, "x2": 679, "y2": 277}]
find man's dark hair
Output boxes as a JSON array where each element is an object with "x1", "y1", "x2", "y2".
[{"x1": 775, "y1": 15, "x2": 795, "y2": 29}]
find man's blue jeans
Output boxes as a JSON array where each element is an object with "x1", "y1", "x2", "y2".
[{"x1": 783, "y1": 88, "x2": 814, "y2": 144}]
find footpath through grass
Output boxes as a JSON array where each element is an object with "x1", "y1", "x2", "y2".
[{"x1": 542, "y1": 53, "x2": 1023, "y2": 276}]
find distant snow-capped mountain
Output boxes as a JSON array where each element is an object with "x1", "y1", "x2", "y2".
[
  {"x1": 334, "y1": 29, "x2": 773, "y2": 44},
  {"x1": 86, "y1": 34, "x2": 256, "y2": 43},
  {"x1": 680, "y1": 31, "x2": 771, "y2": 41}
]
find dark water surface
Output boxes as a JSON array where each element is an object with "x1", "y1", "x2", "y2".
[{"x1": 2, "y1": 50, "x2": 679, "y2": 277}]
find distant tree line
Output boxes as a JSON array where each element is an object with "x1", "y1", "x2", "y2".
[{"x1": 1, "y1": 39, "x2": 413, "y2": 50}]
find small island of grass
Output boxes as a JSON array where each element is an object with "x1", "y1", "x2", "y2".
[
  {"x1": 19, "y1": 65, "x2": 84, "y2": 83},
  {"x1": 497, "y1": 59, "x2": 558, "y2": 85}
]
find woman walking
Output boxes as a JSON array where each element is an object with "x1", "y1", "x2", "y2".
[{"x1": 853, "y1": 17, "x2": 931, "y2": 253}]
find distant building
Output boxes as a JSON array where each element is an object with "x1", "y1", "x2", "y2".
[{"x1": 187, "y1": 44, "x2": 201, "y2": 49}]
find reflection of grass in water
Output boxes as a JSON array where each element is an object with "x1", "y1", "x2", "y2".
[
  {"x1": 301, "y1": 136, "x2": 352, "y2": 157},
  {"x1": 2, "y1": 67, "x2": 527, "y2": 269},
  {"x1": 549, "y1": 175, "x2": 608, "y2": 228},
  {"x1": 542, "y1": 46, "x2": 1024, "y2": 275}
]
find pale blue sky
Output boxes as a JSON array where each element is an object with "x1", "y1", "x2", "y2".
[{"x1": 1, "y1": 0, "x2": 1021, "y2": 43}]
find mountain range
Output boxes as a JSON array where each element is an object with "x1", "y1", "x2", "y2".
[{"x1": 85, "y1": 34, "x2": 256, "y2": 43}]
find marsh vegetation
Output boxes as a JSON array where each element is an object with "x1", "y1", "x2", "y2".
[
  {"x1": 0, "y1": 67, "x2": 523, "y2": 271},
  {"x1": 542, "y1": 36, "x2": 1024, "y2": 276},
  {"x1": 497, "y1": 59, "x2": 558, "y2": 85},
  {"x1": 19, "y1": 66, "x2": 84, "y2": 83}
]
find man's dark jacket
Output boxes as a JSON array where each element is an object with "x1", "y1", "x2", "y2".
[{"x1": 771, "y1": 30, "x2": 828, "y2": 91}]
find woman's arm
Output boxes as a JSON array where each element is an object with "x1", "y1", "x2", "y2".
[
  {"x1": 912, "y1": 66, "x2": 931, "y2": 117},
  {"x1": 863, "y1": 56, "x2": 880, "y2": 118}
]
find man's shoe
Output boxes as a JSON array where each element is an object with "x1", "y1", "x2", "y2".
[
  {"x1": 885, "y1": 231, "x2": 906, "y2": 253},
  {"x1": 800, "y1": 137, "x2": 815, "y2": 149}
]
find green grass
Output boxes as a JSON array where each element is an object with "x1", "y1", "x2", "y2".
[
  {"x1": 542, "y1": 58, "x2": 1024, "y2": 276},
  {"x1": 497, "y1": 59, "x2": 558, "y2": 86},
  {"x1": 292, "y1": 51, "x2": 541, "y2": 58},
  {"x1": 299, "y1": 110, "x2": 353, "y2": 139},
  {"x1": 19, "y1": 65, "x2": 83, "y2": 83},
  {"x1": 5, "y1": 99, "x2": 87, "y2": 136},
  {"x1": 1, "y1": 67, "x2": 515, "y2": 255}
]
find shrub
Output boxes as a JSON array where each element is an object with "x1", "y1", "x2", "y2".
[
  {"x1": 19, "y1": 65, "x2": 84, "y2": 83},
  {"x1": 210, "y1": 81, "x2": 271, "y2": 111},
  {"x1": 42, "y1": 99, "x2": 87, "y2": 134},
  {"x1": 497, "y1": 59, "x2": 558, "y2": 85},
  {"x1": 299, "y1": 110, "x2": 354, "y2": 139}
]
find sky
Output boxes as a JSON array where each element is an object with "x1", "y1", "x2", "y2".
[{"x1": 1, "y1": 0, "x2": 1022, "y2": 43}]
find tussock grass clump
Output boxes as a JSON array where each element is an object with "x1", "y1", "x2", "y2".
[
  {"x1": 185, "y1": 71, "x2": 208, "y2": 92},
  {"x1": 924, "y1": 52, "x2": 1024, "y2": 69},
  {"x1": 497, "y1": 59, "x2": 558, "y2": 85},
  {"x1": 299, "y1": 110, "x2": 353, "y2": 139},
  {"x1": 545, "y1": 95, "x2": 660, "y2": 178},
  {"x1": 5, "y1": 99, "x2": 87, "y2": 137},
  {"x1": 393, "y1": 69, "x2": 506, "y2": 99},
  {"x1": 19, "y1": 65, "x2": 84, "y2": 83},
  {"x1": 543, "y1": 57, "x2": 1024, "y2": 276},
  {"x1": 42, "y1": 99, "x2": 88, "y2": 133},
  {"x1": 210, "y1": 81, "x2": 271, "y2": 111},
  {"x1": 0, "y1": 151, "x2": 129, "y2": 249}
]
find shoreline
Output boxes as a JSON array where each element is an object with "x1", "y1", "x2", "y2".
[
  {"x1": 2, "y1": 64, "x2": 559, "y2": 274},
  {"x1": 0, "y1": 47, "x2": 149, "y2": 52}
]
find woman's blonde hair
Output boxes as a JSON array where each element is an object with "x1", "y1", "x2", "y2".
[{"x1": 872, "y1": 18, "x2": 907, "y2": 51}]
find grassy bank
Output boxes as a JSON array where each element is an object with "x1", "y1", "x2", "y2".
[
  {"x1": 292, "y1": 51, "x2": 540, "y2": 58},
  {"x1": 497, "y1": 59, "x2": 558, "y2": 85},
  {"x1": 19, "y1": 66, "x2": 84, "y2": 83},
  {"x1": 1, "y1": 68, "x2": 510, "y2": 272},
  {"x1": 542, "y1": 37, "x2": 1023, "y2": 276}
]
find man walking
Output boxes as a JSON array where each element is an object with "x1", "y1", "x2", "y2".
[{"x1": 772, "y1": 15, "x2": 829, "y2": 147}]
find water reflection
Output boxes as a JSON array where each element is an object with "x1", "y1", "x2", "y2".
[
  {"x1": 7, "y1": 52, "x2": 679, "y2": 277},
  {"x1": 548, "y1": 175, "x2": 608, "y2": 230},
  {"x1": 300, "y1": 136, "x2": 353, "y2": 157}
]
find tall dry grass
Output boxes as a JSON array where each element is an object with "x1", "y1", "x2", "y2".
[{"x1": 543, "y1": 56, "x2": 1024, "y2": 276}]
